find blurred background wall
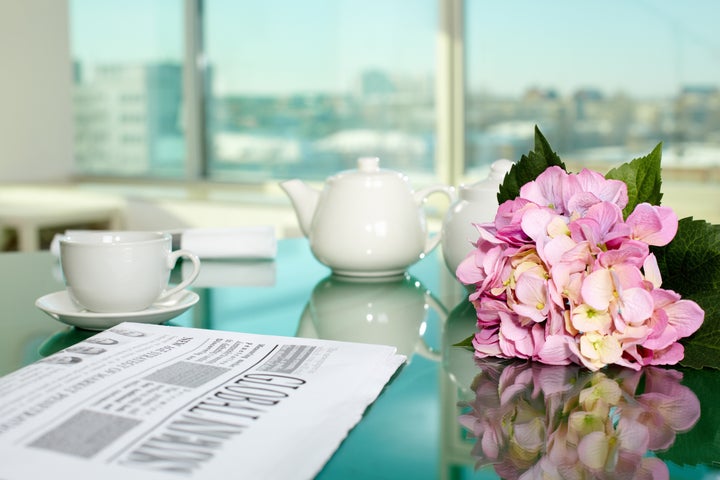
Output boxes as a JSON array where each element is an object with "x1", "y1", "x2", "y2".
[{"x1": 0, "y1": 0, "x2": 74, "y2": 182}]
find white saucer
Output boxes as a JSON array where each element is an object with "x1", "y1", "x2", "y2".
[{"x1": 35, "y1": 289, "x2": 200, "y2": 331}]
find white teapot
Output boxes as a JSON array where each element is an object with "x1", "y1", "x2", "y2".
[
  {"x1": 281, "y1": 157, "x2": 453, "y2": 277},
  {"x1": 441, "y1": 159, "x2": 513, "y2": 275}
]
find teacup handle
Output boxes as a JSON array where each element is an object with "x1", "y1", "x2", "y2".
[
  {"x1": 158, "y1": 249, "x2": 201, "y2": 301},
  {"x1": 414, "y1": 185, "x2": 456, "y2": 255},
  {"x1": 413, "y1": 290, "x2": 449, "y2": 362}
]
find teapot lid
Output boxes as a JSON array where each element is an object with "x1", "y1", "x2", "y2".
[
  {"x1": 328, "y1": 156, "x2": 404, "y2": 184},
  {"x1": 459, "y1": 158, "x2": 513, "y2": 200},
  {"x1": 461, "y1": 159, "x2": 512, "y2": 189},
  {"x1": 357, "y1": 156, "x2": 381, "y2": 172}
]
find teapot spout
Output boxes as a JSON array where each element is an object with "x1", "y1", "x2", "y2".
[{"x1": 279, "y1": 179, "x2": 320, "y2": 237}]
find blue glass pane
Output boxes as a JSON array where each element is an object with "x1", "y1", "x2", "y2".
[
  {"x1": 204, "y1": 0, "x2": 437, "y2": 182},
  {"x1": 70, "y1": 0, "x2": 186, "y2": 178},
  {"x1": 464, "y1": 0, "x2": 720, "y2": 179}
]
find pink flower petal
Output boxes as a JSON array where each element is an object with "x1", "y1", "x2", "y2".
[
  {"x1": 514, "y1": 268, "x2": 547, "y2": 307},
  {"x1": 598, "y1": 240, "x2": 648, "y2": 269},
  {"x1": 663, "y1": 298, "x2": 704, "y2": 338},
  {"x1": 472, "y1": 328, "x2": 503, "y2": 357},
  {"x1": 480, "y1": 423, "x2": 502, "y2": 459},
  {"x1": 640, "y1": 391, "x2": 701, "y2": 435},
  {"x1": 542, "y1": 235, "x2": 577, "y2": 268},
  {"x1": 577, "y1": 431, "x2": 609, "y2": 470},
  {"x1": 520, "y1": 207, "x2": 556, "y2": 242},
  {"x1": 575, "y1": 168, "x2": 628, "y2": 209},
  {"x1": 616, "y1": 418, "x2": 650, "y2": 455},
  {"x1": 537, "y1": 335, "x2": 573, "y2": 365},
  {"x1": 643, "y1": 253, "x2": 662, "y2": 288},
  {"x1": 455, "y1": 249, "x2": 485, "y2": 285},
  {"x1": 581, "y1": 269, "x2": 614, "y2": 310},
  {"x1": 512, "y1": 417, "x2": 545, "y2": 452},
  {"x1": 567, "y1": 191, "x2": 602, "y2": 216},
  {"x1": 519, "y1": 166, "x2": 570, "y2": 212},
  {"x1": 618, "y1": 287, "x2": 654, "y2": 325},
  {"x1": 647, "y1": 342, "x2": 685, "y2": 366},
  {"x1": 626, "y1": 203, "x2": 678, "y2": 247},
  {"x1": 585, "y1": 201, "x2": 624, "y2": 237},
  {"x1": 499, "y1": 316, "x2": 535, "y2": 357},
  {"x1": 637, "y1": 457, "x2": 670, "y2": 480}
]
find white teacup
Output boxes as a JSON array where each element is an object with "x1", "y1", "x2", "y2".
[{"x1": 59, "y1": 231, "x2": 201, "y2": 313}]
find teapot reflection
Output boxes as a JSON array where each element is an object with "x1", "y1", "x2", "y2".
[
  {"x1": 296, "y1": 273, "x2": 445, "y2": 361},
  {"x1": 459, "y1": 360, "x2": 700, "y2": 480}
]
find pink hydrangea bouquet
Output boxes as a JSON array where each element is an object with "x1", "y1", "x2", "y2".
[{"x1": 456, "y1": 127, "x2": 720, "y2": 371}]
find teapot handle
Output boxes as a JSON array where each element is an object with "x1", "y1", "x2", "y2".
[
  {"x1": 414, "y1": 185, "x2": 456, "y2": 255},
  {"x1": 413, "y1": 290, "x2": 449, "y2": 362}
]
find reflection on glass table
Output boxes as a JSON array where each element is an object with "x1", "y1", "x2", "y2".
[
  {"x1": 297, "y1": 273, "x2": 446, "y2": 361},
  {"x1": 444, "y1": 300, "x2": 720, "y2": 480},
  {"x1": 1, "y1": 238, "x2": 720, "y2": 479},
  {"x1": 461, "y1": 360, "x2": 699, "y2": 479}
]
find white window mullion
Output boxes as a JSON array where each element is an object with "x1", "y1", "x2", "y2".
[
  {"x1": 183, "y1": 0, "x2": 206, "y2": 180},
  {"x1": 436, "y1": 0, "x2": 465, "y2": 186}
]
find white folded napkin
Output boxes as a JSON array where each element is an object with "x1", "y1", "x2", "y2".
[
  {"x1": 50, "y1": 227, "x2": 277, "y2": 260},
  {"x1": 182, "y1": 259, "x2": 276, "y2": 287},
  {"x1": 178, "y1": 226, "x2": 276, "y2": 259}
]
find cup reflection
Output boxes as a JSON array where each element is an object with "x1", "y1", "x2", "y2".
[
  {"x1": 38, "y1": 327, "x2": 99, "y2": 357},
  {"x1": 459, "y1": 359, "x2": 700, "y2": 479},
  {"x1": 38, "y1": 322, "x2": 181, "y2": 357}
]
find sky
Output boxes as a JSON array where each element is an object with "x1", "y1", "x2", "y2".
[
  {"x1": 465, "y1": 0, "x2": 720, "y2": 98},
  {"x1": 70, "y1": 0, "x2": 720, "y2": 98}
]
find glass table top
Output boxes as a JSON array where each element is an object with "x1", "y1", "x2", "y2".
[{"x1": 0, "y1": 238, "x2": 718, "y2": 479}]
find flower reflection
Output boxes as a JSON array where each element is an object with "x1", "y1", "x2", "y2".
[{"x1": 458, "y1": 360, "x2": 700, "y2": 480}]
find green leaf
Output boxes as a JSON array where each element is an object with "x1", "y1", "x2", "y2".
[
  {"x1": 652, "y1": 217, "x2": 720, "y2": 369},
  {"x1": 679, "y1": 290, "x2": 720, "y2": 369},
  {"x1": 453, "y1": 334, "x2": 475, "y2": 350},
  {"x1": 604, "y1": 143, "x2": 663, "y2": 218},
  {"x1": 497, "y1": 126, "x2": 567, "y2": 204},
  {"x1": 652, "y1": 217, "x2": 720, "y2": 297}
]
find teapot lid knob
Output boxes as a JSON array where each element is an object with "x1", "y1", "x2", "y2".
[
  {"x1": 488, "y1": 159, "x2": 514, "y2": 181},
  {"x1": 458, "y1": 158, "x2": 513, "y2": 199},
  {"x1": 357, "y1": 156, "x2": 380, "y2": 172}
]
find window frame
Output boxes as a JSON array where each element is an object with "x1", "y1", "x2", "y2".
[
  {"x1": 178, "y1": 0, "x2": 462, "y2": 187},
  {"x1": 183, "y1": 0, "x2": 205, "y2": 180}
]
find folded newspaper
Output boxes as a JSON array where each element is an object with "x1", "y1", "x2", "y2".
[{"x1": 0, "y1": 322, "x2": 405, "y2": 479}]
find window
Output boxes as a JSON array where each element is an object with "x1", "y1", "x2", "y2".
[
  {"x1": 203, "y1": 0, "x2": 437, "y2": 182},
  {"x1": 70, "y1": 0, "x2": 720, "y2": 205},
  {"x1": 70, "y1": 0, "x2": 185, "y2": 178},
  {"x1": 464, "y1": 0, "x2": 720, "y2": 182}
]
